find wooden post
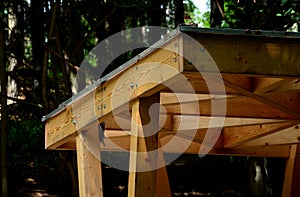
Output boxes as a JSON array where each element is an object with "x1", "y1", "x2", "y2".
[
  {"x1": 76, "y1": 135, "x2": 103, "y2": 197},
  {"x1": 156, "y1": 142, "x2": 172, "y2": 197},
  {"x1": 282, "y1": 144, "x2": 300, "y2": 197},
  {"x1": 128, "y1": 93, "x2": 168, "y2": 197}
]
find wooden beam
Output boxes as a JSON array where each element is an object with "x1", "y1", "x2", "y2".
[
  {"x1": 262, "y1": 92, "x2": 300, "y2": 116},
  {"x1": 173, "y1": 115, "x2": 286, "y2": 131},
  {"x1": 128, "y1": 94, "x2": 160, "y2": 197},
  {"x1": 181, "y1": 72, "x2": 238, "y2": 94},
  {"x1": 45, "y1": 38, "x2": 182, "y2": 149},
  {"x1": 183, "y1": 32, "x2": 300, "y2": 76},
  {"x1": 158, "y1": 134, "x2": 290, "y2": 157},
  {"x1": 223, "y1": 78, "x2": 300, "y2": 119},
  {"x1": 253, "y1": 77, "x2": 292, "y2": 95},
  {"x1": 223, "y1": 122, "x2": 296, "y2": 148},
  {"x1": 160, "y1": 92, "x2": 229, "y2": 105},
  {"x1": 76, "y1": 135, "x2": 103, "y2": 197},
  {"x1": 210, "y1": 145, "x2": 291, "y2": 158},
  {"x1": 163, "y1": 96, "x2": 295, "y2": 119},
  {"x1": 282, "y1": 144, "x2": 300, "y2": 197},
  {"x1": 45, "y1": 106, "x2": 78, "y2": 149},
  {"x1": 240, "y1": 124, "x2": 300, "y2": 147},
  {"x1": 269, "y1": 78, "x2": 300, "y2": 93},
  {"x1": 156, "y1": 142, "x2": 172, "y2": 197}
]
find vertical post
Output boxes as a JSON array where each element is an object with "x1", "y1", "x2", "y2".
[
  {"x1": 76, "y1": 135, "x2": 103, "y2": 197},
  {"x1": 282, "y1": 144, "x2": 300, "y2": 197},
  {"x1": 156, "y1": 142, "x2": 172, "y2": 197},
  {"x1": 128, "y1": 93, "x2": 161, "y2": 197}
]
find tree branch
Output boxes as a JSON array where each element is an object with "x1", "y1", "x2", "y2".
[{"x1": 73, "y1": 4, "x2": 117, "y2": 58}]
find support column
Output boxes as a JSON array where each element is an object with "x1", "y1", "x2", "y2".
[
  {"x1": 128, "y1": 93, "x2": 171, "y2": 197},
  {"x1": 76, "y1": 135, "x2": 103, "y2": 197},
  {"x1": 282, "y1": 144, "x2": 300, "y2": 197},
  {"x1": 156, "y1": 142, "x2": 172, "y2": 197}
]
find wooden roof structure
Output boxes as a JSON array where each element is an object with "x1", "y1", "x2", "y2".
[{"x1": 43, "y1": 26, "x2": 300, "y2": 196}]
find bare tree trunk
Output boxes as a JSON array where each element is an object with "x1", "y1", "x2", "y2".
[
  {"x1": 174, "y1": 0, "x2": 184, "y2": 27},
  {"x1": 210, "y1": 0, "x2": 225, "y2": 27},
  {"x1": 0, "y1": 23, "x2": 8, "y2": 197}
]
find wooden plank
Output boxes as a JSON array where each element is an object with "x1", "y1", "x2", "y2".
[
  {"x1": 68, "y1": 131, "x2": 291, "y2": 157},
  {"x1": 76, "y1": 135, "x2": 103, "y2": 197},
  {"x1": 182, "y1": 72, "x2": 238, "y2": 94},
  {"x1": 263, "y1": 92, "x2": 300, "y2": 116},
  {"x1": 158, "y1": 134, "x2": 290, "y2": 157},
  {"x1": 156, "y1": 142, "x2": 172, "y2": 197},
  {"x1": 128, "y1": 94, "x2": 160, "y2": 197},
  {"x1": 223, "y1": 78, "x2": 300, "y2": 119},
  {"x1": 269, "y1": 78, "x2": 300, "y2": 93},
  {"x1": 45, "y1": 106, "x2": 77, "y2": 149},
  {"x1": 240, "y1": 124, "x2": 300, "y2": 147},
  {"x1": 223, "y1": 122, "x2": 296, "y2": 148},
  {"x1": 163, "y1": 96, "x2": 295, "y2": 119},
  {"x1": 45, "y1": 39, "x2": 182, "y2": 149},
  {"x1": 282, "y1": 144, "x2": 300, "y2": 197},
  {"x1": 252, "y1": 77, "x2": 292, "y2": 95},
  {"x1": 183, "y1": 33, "x2": 300, "y2": 76},
  {"x1": 211, "y1": 145, "x2": 291, "y2": 158},
  {"x1": 159, "y1": 128, "x2": 223, "y2": 148},
  {"x1": 173, "y1": 115, "x2": 286, "y2": 131},
  {"x1": 160, "y1": 92, "x2": 229, "y2": 105},
  {"x1": 222, "y1": 75, "x2": 253, "y2": 92}
]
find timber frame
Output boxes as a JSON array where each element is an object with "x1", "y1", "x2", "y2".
[{"x1": 43, "y1": 26, "x2": 300, "y2": 196}]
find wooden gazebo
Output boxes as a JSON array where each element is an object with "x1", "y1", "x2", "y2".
[{"x1": 43, "y1": 26, "x2": 300, "y2": 196}]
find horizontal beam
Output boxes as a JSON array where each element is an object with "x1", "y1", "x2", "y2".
[
  {"x1": 45, "y1": 37, "x2": 182, "y2": 149},
  {"x1": 223, "y1": 122, "x2": 297, "y2": 148},
  {"x1": 163, "y1": 95, "x2": 295, "y2": 119},
  {"x1": 183, "y1": 32, "x2": 300, "y2": 76},
  {"x1": 240, "y1": 124, "x2": 300, "y2": 147},
  {"x1": 253, "y1": 77, "x2": 293, "y2": 95},
  {"x1": 52, "y1": 128, "x2": 292, "y2": 158},
  {"x1": 172, "y1": 115, "x2": 287, "y2": 131}
]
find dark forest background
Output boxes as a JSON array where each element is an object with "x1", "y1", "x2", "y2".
[{"x1": 0, "y1": 0, "x2": 300, "y2": 196}]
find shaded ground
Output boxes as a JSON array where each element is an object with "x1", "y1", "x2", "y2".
[
  {"x1": 8, "y1": 167, "x2": 63, "y2": 197},
  {"x1": 8, "y1": 155, "x2": 286, "y2": 197}
]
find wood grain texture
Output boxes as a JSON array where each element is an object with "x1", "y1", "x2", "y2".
[
  {"x1": 128, "y1": 94, "x2": 160, "y2": 197},
  {"x1": 76, "y1": 136, "x2": 103, "y2": 197},
  {"x1": 184, "y1": 33, "x2": 300, "y2": 76},
  {"x1": 223, "y1": 122, "x2": 296, "y2": 148}
]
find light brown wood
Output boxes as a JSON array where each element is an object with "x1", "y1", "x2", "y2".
[
  {"x1": 269, "y1": 78, "x2": 300, "y2": 93},
  {"x1": 44, "y1": 28, "x2": 300, "y2": 197},
  {"x1": 223, "y1": 78, "x2": 300, "y2": 119},
  {"x1": 282, "y1": 145, "x2": 298, "y2": 197},
  {"x1": 158, "y1": 134, "x2": 290, "y2": 157},
  {"x1": 163, "y1": 96, "x2": 295, "y2": 119},
  {"x1": 156, "y1": 142, "x2": 172, "y2": 197},
  {"x1": 173, "y1": 115, "x2": 286, "y2": 131},
  {"x1": 160, "y1": 92, "x2": 229, "y2": 105},
  {"x1": 223, "y1": 122, "x2": 296, "y2": 148},
  {"x1": 253, "y1": 77, "x2": 292, "y2": 95},
  {"x1": 187, "y1": 33, "x2": 300, "y2": 76},
  {"x1": 128, "y1": 94, "x2": 160, "y2": 197},
  {"x1": 45, "y1": 106, "x2": 77, "y2": 149},
  {"x1": 45, "y1": 39, "x2": 181, "y2": 149},
  {"x1": 240, "y1": 124, "x2": 300, "y2": 147},
  {"x1": 76, "y1": 135, "x2": 103, "y2": 197}
]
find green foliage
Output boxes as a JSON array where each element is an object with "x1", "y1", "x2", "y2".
[
  {"x1": 7, "y1": 117, "x2": 60, "y2": 169},
  {"x1": 223, "y1": 0, "x2": 300, "y2": 30},
  {"x1": 184, "y1": 0, "x2": 210, "y2": 27}
]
